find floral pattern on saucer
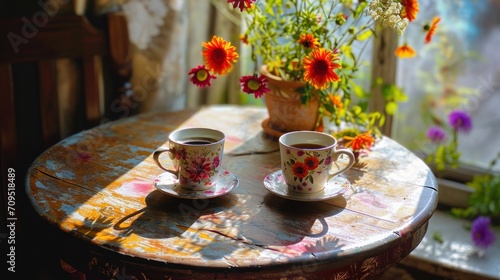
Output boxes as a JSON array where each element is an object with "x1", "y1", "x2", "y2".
[
  {"x1": 263, "y1": 170, "x2": 350, "y2": 201},
  {"x1": 154, "y1": 170, "x2": 238, "y2": 199}
]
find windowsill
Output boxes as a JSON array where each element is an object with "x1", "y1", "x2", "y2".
[
  {"x1": 401, "y1": 210, "x2": 500, "y2": 280},
  {"x1": 413, "y1": 150, "x2": 498, "y2": 185},
  {"x1": 397, "y1": 160, "x2": 500, "y2": 279},
  {"x1": 436, "y1": 177, "x2": 473, "y2": 208}
]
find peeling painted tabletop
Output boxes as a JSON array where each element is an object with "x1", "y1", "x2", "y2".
[{"x1": 26, "y1": 105, "x2": 438, "y2": 279}]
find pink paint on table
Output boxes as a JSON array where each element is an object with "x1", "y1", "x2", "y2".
[{"x1": 115, "y1": 179, "x2": 155, "y2": 198}]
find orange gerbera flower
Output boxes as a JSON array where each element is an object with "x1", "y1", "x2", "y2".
[
  {"x1": 202, "y1": 36, "x2": 239, "y2": 75},
  {"x1": 424, "y1": 17, "x2": 441, "y2": 44},
  {"x1": 329, "y1": 94, "x2": 343, "y2": 110},
  {"x1": 401, "y1": 0, "x2": 419, "y2": 22},
  {"x1": 344, "y1": 131, "x2": 374, "y2": 151},
  {"x1": 298, "y1": 34, "x2": 320, "y2": 49},
  {"x1": 303, "y1": 48, "x2": 341, "y2": 90},
  {"x1": 395, "y1": 44, "x2": 416, "y2": 59}
]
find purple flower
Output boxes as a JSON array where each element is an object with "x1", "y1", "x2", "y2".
[
  {"x1": 426, "y1": 126, "x2": 447, "y2": 143},
  {"x1": 448, "y1": 110, "x2": 472, "y2": 133},
  {"x1": 471, "y1": 216, "x2": 495, "y2": 249},
  {"x1": 324, "y1": 155, "x2": 332, "y2": 165}
]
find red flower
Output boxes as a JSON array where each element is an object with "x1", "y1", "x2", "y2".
[
  {"x1": 240, "y1": 74, "x2": 270, "y2": 98},
  {"x1": 304, "y1": 156, "x2": 319, "y2": 170},
  {"x1": 291, "y1": 162, "x2": 309, "y2": 179},
  {"x1": 227, "y1": 0, "x2": 255, "y2": 12},
  {"x1": 188, "y1": 65, "x2": 216, "y2": 87}
]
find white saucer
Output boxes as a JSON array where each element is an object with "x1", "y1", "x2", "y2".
[
  {"x1": 263, "y1": 170, "x2": 350, "y2": 201},
  {"x1": 153, "y1": 170, "x2": 238, "y2": 199}
]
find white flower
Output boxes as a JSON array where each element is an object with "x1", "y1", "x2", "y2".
[{"x1": 368, "y1": 0, "x2": 408, "y2": 35}]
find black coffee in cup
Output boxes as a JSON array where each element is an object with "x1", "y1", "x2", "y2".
[
  {"x1": 180, "y1": 137, "x2": 217, "y2": 145},
  {"x1": 290, "y1": 143, "x2": 325, "y2": 149}
]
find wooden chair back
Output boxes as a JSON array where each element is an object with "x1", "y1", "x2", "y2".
[{"x1": 0, "y1": 13, "x2": 132, "y2": 226}]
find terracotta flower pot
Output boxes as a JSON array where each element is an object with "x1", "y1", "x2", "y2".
[{"x1": 260, "y1": 65, "x2": 320, "y2": 137}]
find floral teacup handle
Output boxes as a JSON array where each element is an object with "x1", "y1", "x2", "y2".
[
  {"x1": 329, "y1": 147, "x2": 355, "y2": 178},
  {"x1": 153, "y1": 147, "x2": 176, "y2": 172},
  {"x1": 153, "y1": 147, "x2": 180, "y2": 187}
]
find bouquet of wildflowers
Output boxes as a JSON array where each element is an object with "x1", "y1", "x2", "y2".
[{"x1": 189, "y1": 0, "x2": 439, "y2": 153}]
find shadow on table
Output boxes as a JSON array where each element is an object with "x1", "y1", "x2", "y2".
[
  {"x1": 98, "y1": 187, "x2": 347, "y2": 262},
  {"x1": 106, "y1": 190, "x2": 241, "y2": 240},
  {"x1": 227, "y1": 131, "x2": 279, "y2": 156},
  {"x1": 235, "y1": 193, "x2": 347, "y2": 248}
]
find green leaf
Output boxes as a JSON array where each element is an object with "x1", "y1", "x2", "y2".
[
  {"x1": 381, "y1": 83, "x2": 408, "y2": 103},
  {"x1": 353, "y1": 1, "x2": 368, "y2": 18},
  {"x1": 296, "y1": 86, "x2": 307, "y2": 94},
  {"x1": 352, "y1": 83, "x2": 365, "y2": 98},
  {"x1": 356, "y1": 29, "x2": 373, "y2": 41},
  {"x1": 374, "y1": 77, "x2": 383, "y2": 88},
  {"x1": 378, "y1": 114, "x2": 386, "y2": 127},
  {"x1": 357, "y1": 101, "x2": 368, "y2": 112},
  {"x1": 381, "y1": 84, "x2": 395, "y2": 100},
  {"x1": 264, "y1": 4, "x2": 275, "y2": 17},
  {"x1": 352, "y1": 106, "x2": 362, "y2": 115},
  {"x1": 340, "y1": 45, "x2": 353, "y2": 60},
  {"x1": 385, "y1": 102, "x2": 398, "y2": 115},
  {"x1": 393, "y1": 87, "x2": 408, "y2": 102},
  {"x1": 433, "y1": 231, "x2": 444, "y2": 244},
  {"x1": 301, "y1": 94, "x2": 310, "y2": 104}
]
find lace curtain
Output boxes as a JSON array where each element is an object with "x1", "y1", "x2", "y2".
[{"x1": 94, "y1": 0, "x2": 241, "y2": 114}]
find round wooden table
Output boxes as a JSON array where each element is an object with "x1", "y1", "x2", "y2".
[{"x1": 26, "y1": 105, "x2": 438, "y2": 279}]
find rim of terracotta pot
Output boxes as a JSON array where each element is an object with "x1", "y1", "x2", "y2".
[
  {"x1": 260, "y1": 65, "x2": 305, "y2": 86},
  {"x1": 260, "y1": 65, "x2": 316, "y2": 101}
]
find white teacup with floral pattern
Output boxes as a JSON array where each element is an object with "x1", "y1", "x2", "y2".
[
  {"x1": 153, "y1": 128, "x2": 225, "y2": 191},
  {"x1": 279, "y1": 131, "x2": 355, "y2": 194}
]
